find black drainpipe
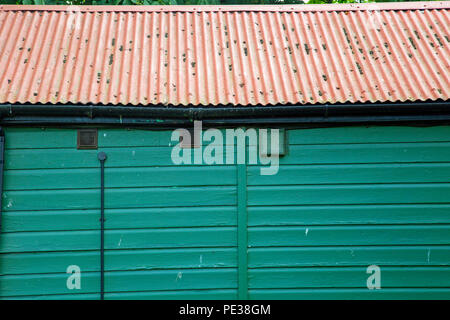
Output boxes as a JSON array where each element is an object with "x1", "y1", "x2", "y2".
[
  {"x1": 0, "y1": 127, "x2": 4, "y2": 233},
  {"x1": 98, "y1": 152, "x2": 107, "y2": 300}
]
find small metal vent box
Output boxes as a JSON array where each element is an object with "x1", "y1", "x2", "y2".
[{"x1": 77, "y1": 129, "x2": 98, "y2": 150}]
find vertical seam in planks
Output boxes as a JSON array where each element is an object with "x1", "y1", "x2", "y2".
[
  {"x1": 237, "y1": 162, "x2": 248, "y2": 300},
  {"x1": 0, "y1": 128, "x2": 4, "y2": 233},
  {"x1": 98, "y1": 151, "x2": 107, "y2": 300}
]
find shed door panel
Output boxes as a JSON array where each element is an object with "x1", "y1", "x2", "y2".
[
  {"x1": 1, "y1": 128, "x2": 101, "y2": 299},
  {"x1": 247, "y1": 126, "x2": 450, "y2": 299},
  {"x1": 0, "y1": 128, "x2": 238, "y2": 299},
  {"x1": 99, "y1": 129, "x2": 238, "y2": 299}
]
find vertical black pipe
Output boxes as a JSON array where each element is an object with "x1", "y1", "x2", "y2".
[
  {"x1": 0, "y1": 128, "x2": 4, "y2": 233},
  {"x1": 98, "y1": 152, "x2": 107, "y2": 300}
]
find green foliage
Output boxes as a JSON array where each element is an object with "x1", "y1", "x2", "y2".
[
  {"x1": 307, "y1": 0, "x2": 371, "y2": 4},
  {"x1": 3, "y1": 0, "x2": 221, "y2": 4}
]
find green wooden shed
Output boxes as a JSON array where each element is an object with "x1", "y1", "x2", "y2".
[{"x1": 0, "y1": 3, "x2": 449, "y2": 299}]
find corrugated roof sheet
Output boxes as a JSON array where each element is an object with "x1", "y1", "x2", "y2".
[{"x1": 0, "y1": 3, "x2": 449, "y2": 106}]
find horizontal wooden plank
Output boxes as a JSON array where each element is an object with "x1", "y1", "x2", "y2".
[
  {"x1": 99, "y1": 129, "x2": 177, "y2": 148},
  {"x1": 1, "y1": 248, "x2": 237, "y2": 275},
  {"x1": 1, "y1": 289, "x2": 237, "y2": 300},
  {"x1": 0, "y1": 227, "x2": 236, "y2": 253},
  {"x1": 3, "y1": 206, "x2": 236, "y2": 232},
  {"x1": 4, "y1": 128, "x2": 76, "y2": 149},
  {"x1": 2, "y1": 186, "x2": 236, "y2": 211},
  {"x1": 248, "y1": 163, "x2": 450, "y2": 185},
  {"x1": 100, "y1": 128, "x2": 259, "y2": 148},
  {"x1": 7, "y1": 288, "x2": 450, "y2": 300},
  {"x1": 288, "y1": 126, "x2": 450, "y2": 145},
  {"x1": 248, "y1": 246, "x2": 450, "y2": 268},
  {"x1": 0, "y1": 272, "x2": 99, "y2": 297},
  {"x1": 3, "y1": 128, "x2": 180, "y2": 149},
  {"x1": 105, "y1": 289, "x2": 237, "y2": 300},
  {"x1": 248, "y1": 184, "x2": 450, "y2": 206},
  {"x1": 278, "y1": 142, "x2": 450, "y2": 165},
  {"x1": 5, "y1": 148, "x2": 97, "y2": 170},
  {"x1": 7, "y1": 142, "x2": 450, "y2": 170},
  {"x1": 107, "y1": 269, "x2": 237, "y2": 292},
  {"x1": 4, "y1": 166, "x2": 236, "y2": 191},
  {"x1": 248, "y1": 225, "x2": 450, "y2": 247},
  {"x1": 248, "y1": 266, "x2": 450, "y2": 288},
  {"x1": 249, "y1": 288, "x2": 450, "y2": 300},
  {"x1": 1, "y1": 293, "x2": 100, "y2": 300},
  {"x1": 0, "y1": 251, "x2": 100, "y2": 276},
  {"x1": 248, "y1": 204, "x2": 450, "y2": 226},
  {"x1": 251, "y1": 142, "x2": 450, "y2": 166},
  {"x1": 0, "y1": 268, "x2": 237, "y2": 297},
  {"x1": 6, "y1": 126, "x2": 450, "y2": 150},
  {"x1": 5, "y1": 146, "x2": 232, "y2": 170}
]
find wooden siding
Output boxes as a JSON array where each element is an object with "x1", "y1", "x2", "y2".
[
  {"x1": 247, "y1": 125, "x2": 450, "y2": 299},
  {"x1": 1, "y1": 128, "x2": 238, "y2": 299},
  {"x1": 1, "y1": 125, "x2": 450, "y2": 299}
]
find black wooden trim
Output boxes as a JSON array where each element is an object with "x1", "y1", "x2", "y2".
[{"x1": 0, "y1": 101, "x2": 449, "y2": 127}]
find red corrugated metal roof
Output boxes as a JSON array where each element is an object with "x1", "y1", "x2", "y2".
[{"x1": 0, "y1": 3, "x2": 448, "y2": 106}]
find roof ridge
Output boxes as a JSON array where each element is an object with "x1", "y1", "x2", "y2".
[{"x1": 1, "y1": 2, "x2": 450, "y2": 13}]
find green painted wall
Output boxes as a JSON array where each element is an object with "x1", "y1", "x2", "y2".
[{"x1": 1, "y1": 126, "x2": 450, "y2": 299}]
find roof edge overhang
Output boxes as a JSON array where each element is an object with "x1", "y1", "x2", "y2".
[
  {"x1": 1, "y1": 2, "x2": 449, "y2": 13},
  {"x1": 1, "y1": 101, "x2": 449, "y2": 127}
]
